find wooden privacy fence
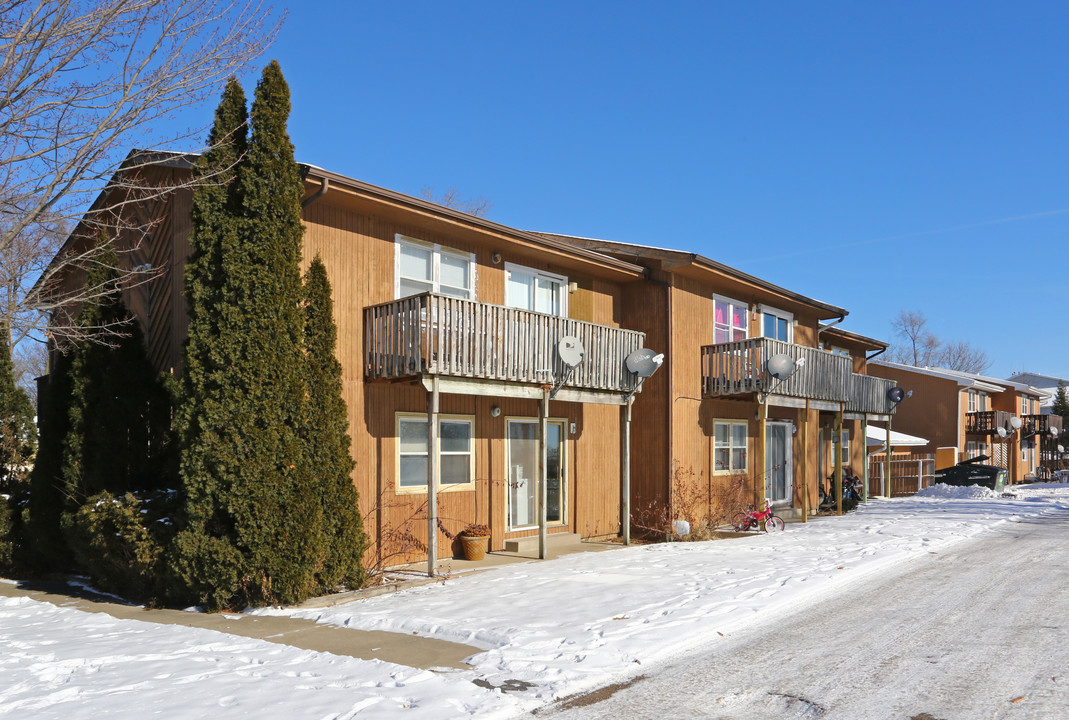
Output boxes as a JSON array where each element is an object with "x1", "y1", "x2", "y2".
[
  {"x1": 867, "y1": 453, "x2": 936, "y2": 497},
  {"x1": 364, "y1": 293, "x2": 646, "y2": 393}
]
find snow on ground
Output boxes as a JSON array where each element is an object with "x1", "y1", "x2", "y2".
[{"x1": 3, "y1": 484, "x2": 1069, "y2": 719}]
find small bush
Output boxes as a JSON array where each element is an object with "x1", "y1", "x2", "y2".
[
  {"x1": 0, "y1": 495, "x2": 15, "y2": 572},
  {"x1": 167, "y1": 528, "x2": 246, "y2": 611},
  {"x1": 61, "y1": 490, "x2": 177, "y2": 603}
]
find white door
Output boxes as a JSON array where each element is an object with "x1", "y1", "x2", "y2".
[
  {"x1": 766, "y1": 422, "x2": 793, "y2": 506},
  {"x1": 507, "y1": 420, "x2": 565, "y2": 530}
]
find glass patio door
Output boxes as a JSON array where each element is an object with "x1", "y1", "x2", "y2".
[
  {"x1": 507, "y1": 420, "x2": 564, "y2": 529},
  {"x1": 765, "y1": 422, "x2": 793, "y2": 506}
]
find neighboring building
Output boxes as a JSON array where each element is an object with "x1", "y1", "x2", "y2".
[
  {"x1": 543, "y1": 235, "x2": 899, "y2": 518},
  {"x1": 1006, "y1": 372, "x2": 1068, "y2": 415},
  {"x1": 869, "y1": 362, "x2": 1057, "y2": 482}
]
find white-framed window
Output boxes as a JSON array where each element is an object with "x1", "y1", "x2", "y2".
[
  {"x1": 838, "y1": 429, "x2": 851, "y2": 465},
  {"x1": 760, "y1": 306, "x2": 793, "y2": 343},
  {"x1": 714, "y1": 420, "x2": 748, "y2": 473},
  {"x1": 966, "y1": 440, "x2": 988, "y2": 459},
  {"x1": 713, "y1": 295, "x2": 748, "y2": 344},
  {"x1": 504, "y1": 263, "x2": 567, "y2": 316},
  {"x1": 828, "y1": 345, "x2": 851, "y2": 358},
  {"x1": 396, "y1": 413, "x2": 475, "y2": 493},
  {"x1": 968, "y1": 390, "x2": 988, "y2": 413},
  {"x1": 395, "y1": 234, "x2": 475, "y2": 300}
]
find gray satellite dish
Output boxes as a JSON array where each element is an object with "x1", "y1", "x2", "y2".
[
  {"x1": 625, "y1": 348, "x2": 664, "y2": 378},
  {"x1": 1009, "y1": 416, "x2": 1023, "y2": 430},
  {"x1": 887, "y1": 387, "x2": 906, "y2": 404},
  {"x1": 766, "y1": 354, "x2": 796, "y2": 380},
  {"x1": 557, "y1": 336, "x2": 585, "y2": 368},
  {"x1": 1052, "y1": 427, "x2": 1061, "y2": 437},
  {"x1": 997, "y1": 426, "x2": 1008, "y2": 439},
  {"x1": 1059, "y1": 444, "x2": 1065, "y2": 453}
]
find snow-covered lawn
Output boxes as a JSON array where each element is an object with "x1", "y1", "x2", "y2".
[{"x1": 3, "y1": 484, "x2": 1068, "y2": 719}]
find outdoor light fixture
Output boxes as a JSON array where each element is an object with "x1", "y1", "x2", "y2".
[{"x1": 490, "y1": 405, "x2": 501, "y2": 417}]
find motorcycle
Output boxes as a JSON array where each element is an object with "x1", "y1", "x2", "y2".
[{"x1": 820, "y1": 467, "x2": 863, "y2": 510}]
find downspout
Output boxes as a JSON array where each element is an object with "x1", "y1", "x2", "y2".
[
  {"x1": 816, "y1": 314, "x2": 847, "y2": 345},
  {"x1": 301, "y1": 177, "x2": 330, "y2": 210},
  {"x1": 666, "y1": 274, "x2": 674, "y2": 512},
  {"x1": 865, "y1": 346, "x2": 887, "y2": 362}
]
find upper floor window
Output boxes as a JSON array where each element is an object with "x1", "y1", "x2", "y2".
[
  {"x1": 828, "y1": 345, "x2": 851, "y2": 358},
  {"x1": 713, "y1": 296, "x2": 748, "y2": 344},
  {"x1": 505, "y1": 263, "x2": 567, "y2": 316},
  {"x1": 968, "y1": 390, "x2": 988, "y2": 413},
  {"x1": 761, "y1": 306, "x2": 793, "y2": 343},
  {"x1": 395, "y1": 235, "x2": 475, "y2": 300}
]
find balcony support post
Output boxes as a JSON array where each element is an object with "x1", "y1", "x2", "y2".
[
  {"x1": 757, "y1": 401, "x2": 767, "y2": 507},
  {"x1": 834, "y1": 403, "x2": 844, "y2": 516},
  {"x1": 861, "y1": 414, "x2": 869, "y2": 502},
  {"x1": 802, "y1": 399, "x2": 809, "y2": 523},
  {"x1": 426, "y1": 376, "x2": 440, "y2": 577},
  {"x1": 884, "y1": 413, "x2": 892, "y2": 497},
  {"x1": 622, "y1": 394, "x2": 633, "y2": 545},
  {"x1": 539, "y1": 387, "x2": 549, "y2": 560}
]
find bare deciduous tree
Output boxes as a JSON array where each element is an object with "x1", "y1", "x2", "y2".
[
  {"x1": 887, "y1": 309, "x2": 990, "y2": 374},
  {"x1": 1, "y1": 0, "x2": 279, "y2": 349},
  {"x1": 418, "y1": 186, "x2": 492, "y2": 218}
]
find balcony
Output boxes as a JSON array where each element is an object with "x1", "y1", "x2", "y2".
[
  {"x1": 965, "y1": 410, "x2": 1013, "y2": 435},
  {"x1": 701, "y1": 337, "x2": 895, "y2": 413},
  {"x1": 1025, "y1": 413, "x2": 1063, "y2": 438},
  {"x1": 364, "y1": 293, "x2": 646, "y2": 397}
]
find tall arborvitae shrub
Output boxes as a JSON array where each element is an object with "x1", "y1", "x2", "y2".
[
  {"x1": 169, "y1": 78, "x2": 249, "y2": 609},
  {"x1": 25, "y1": 350, "x2": 73, "y2": 571},
  {"x1": 303, "y1": 255, "x2": 367, "y2": 590},
  {"x1": 172, "y1": 63, "x2": 321, "y2": 609},
  {"x1": 59, "y1": 249, "x2": 174, "y2": 502},
  {"x1": 0, "y1": 325, "x2": 36, "y2": 573}
]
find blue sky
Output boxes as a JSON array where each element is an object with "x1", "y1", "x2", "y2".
[{"x1": 171, "y1": 2, "x2": 1068, "y2": 379}]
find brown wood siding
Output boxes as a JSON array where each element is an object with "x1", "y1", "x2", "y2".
[{"x1": 868, "y1": 366, "x2": 961, "y2": 449}]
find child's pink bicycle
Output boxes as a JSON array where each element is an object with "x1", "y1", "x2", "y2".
[{"x1": 731, "y1": 498, "x2": 785, "y2": 533}]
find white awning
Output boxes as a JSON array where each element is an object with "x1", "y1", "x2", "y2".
[{"x1": 866, "y1": 425, "x2": 928, "y2": 448}]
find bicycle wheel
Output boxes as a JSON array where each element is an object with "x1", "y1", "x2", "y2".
[
  {"x1": 731, "y1": 513, "x2": 749, "y2": 532},
  {"x1": 764, "y1": 516, "x2": 785, "y2": 532}
]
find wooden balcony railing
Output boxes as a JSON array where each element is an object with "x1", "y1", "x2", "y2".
[
  {"x1": 701, "y1": 338, "x2": 853, "y2": 404},
  {"x1": 846, "y1": 373, "x2": 899, "y2": 415},
  {"x1": 965, "y1": 410, "x2": 1013, "y2": 435},
  {"x1": 364, "y1": 293, "x2": 646, "y2": 394},
  {"x1": 1026, "y1": 414, "x2": 1063, "y2": 437}
]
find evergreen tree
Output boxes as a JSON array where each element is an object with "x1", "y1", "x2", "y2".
[
  {"x1": 59, "y1": 246, "x2": 174, "y2": 502},
  {"x1": 303, "y1": 255, "x2": 367, "y2": 589},
  {"x1": 25, "y1": 346, "x2": 73, "y2": 571},
  {"x1": 169, "y1": 78, "x2": 249, "y2": 609},
  {"x1": 172, "y1": 63, "x2": 320, "y2": 608},
  {"x1": 0, "y1": 326, "x2": 36, "y2": 491},
  {"x1": 1053, "y1": 381, "x2": 1069, "y2": 425}
]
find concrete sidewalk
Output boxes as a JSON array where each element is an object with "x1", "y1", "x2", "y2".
[{"x1": 0, "y1": 535, "x2": 620, "y2": 671}]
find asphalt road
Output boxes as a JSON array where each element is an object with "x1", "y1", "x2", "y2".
[{"x1": 536, "y1": 508, "x2": 1069, "y2": 720}]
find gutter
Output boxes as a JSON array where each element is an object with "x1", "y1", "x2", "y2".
[{"x1": 301, "y1": 177, "x2": 329, "y2": 209}]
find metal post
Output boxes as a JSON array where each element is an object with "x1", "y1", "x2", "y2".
[
  {"x1": 539, "y1": 388, "x2": 549, "y2": 560},
  {"x1": 426, "y1": 377, "x2": 439, "y2": 577},
  {"x1": 884, "y1": 415, "x2": 892, "y2": 498},
  {"x1": 861, "y1": 414, "x2": 869, "y2": 502},
  {"x1": 834, "y1": 403, "x2": 843, "y2": 515},
  {"x1": 802, "y1": 399, "x2": 809, "y2": 523},
  {"x1": 757, "y1": 401, "x2": 768, "y2": 507},
  {"x1": 622, "y1": 395, "x2": 633, "y2": 544},
  {"x1": 917, "y1": 459, "x2": 923, "y2": 493}
]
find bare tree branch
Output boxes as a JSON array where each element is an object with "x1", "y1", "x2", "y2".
[
  {"x1": 418, "y1": 185, "x2": 492, "y2": 218},
  {"x1": 888, "y1": 309, "x2": 990, "y2": 374},
  {"x1": 1, "y1": 0, "x2": 279, "y2": 350}
]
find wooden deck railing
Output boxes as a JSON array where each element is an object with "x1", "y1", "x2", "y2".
[
  {"x1": 965, "y1": 410, "x2": 1013, "y2": 435},
  {"x1": 364, "y1": 293, "x2": 646, "y2": 394},
  {"x1": 701, "y1": 338, "x2": 853, "y2": 403},
  {"x1": 1026, "y1": 414, "x2": 1063, "y2": 437},
  {"x1": 846, "y1": 373, "x2": 898, "y2": 415}
]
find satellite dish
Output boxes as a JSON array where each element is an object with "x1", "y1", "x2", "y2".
[
  {"x1": 1009, "y1": 416, "x2": 1023, "y2": 430},
  {"x1": 625, "y1": 348, "x2": 664, "y2": 378},
  {"x1": 887, "y1": 387, "x2": 906, "y2": 404},
  {"x1": 997, "y1": 427, "x2": 1008, "y2": 439},
  {"x1": 1059, "y1": 444, "x2": 1065, "y2": 453},
  {"x1": 557, "y1": 336, "x2": 585, "y2": 368},
  {"x1": 766, "y1": 354, "x2": 797, "y2": 380},
  {"x1": 1052, "y1": 427, "x2": 1061, "y2": 437}
]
